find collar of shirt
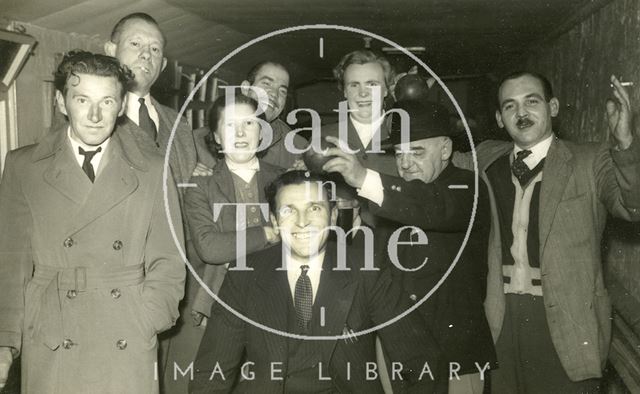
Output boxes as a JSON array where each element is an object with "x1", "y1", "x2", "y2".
[
  {"x1": 126, "y1": 92, "x2": 159, "y2": 131},
  {"x1": 225, "y1": 156, "x2": 260, "y2": 183},
  {"x1": 286, "y1": 252, "x2": 324, "y2": 304},
  {"x1": 67, "y1": 127, "x2": 110, "y2": 170},
  {"x1": 514, "y1": 133, "x2": 554, "y2": 169},
  {"x1": 350, "y1": 115, "x2": 384, "y2": 148}
]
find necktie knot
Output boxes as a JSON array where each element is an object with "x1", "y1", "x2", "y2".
[
  {"x1": 511, "y1": 149, "x2": 544, "y2": 187},
  {"x1": 78, "y1": 147, "x2": 101, "y2": 182},
  {"x1": 300, "y1": 265, "x2": 310, "y2": 276},
  {"x1": 139, "y1": 97, "x2": 145, "y2": 105},
  {"x1": 516, "y1": 149, "x2": 532, "y2": 161}
]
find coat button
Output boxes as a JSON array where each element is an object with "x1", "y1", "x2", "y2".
[
  {"x1": 396, "y1": 186, "x2": 402, "y2": 192},
  {"x1": 62, "y1": 339, "x2": 74, "y2": 349},
  {"x1": 111, "y1": 288, "x2": 121, "y2": 299},
  {"x1": 63, "y1": 237, "x2": 74, "y2": 248},
  {"x1": 112, "y1": 240, "x2": 123, "y2": 250},
  {"x1": 66, "y1": 290, "x2": 77, "y2": 299},
  {"x1": 409, "y1": 294, "x2": 417, "y2": 302},
  {"x1": 116, "y1": 339, "x2": 127, "y2": 350}
]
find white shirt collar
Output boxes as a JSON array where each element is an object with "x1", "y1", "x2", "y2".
[
  {"x1": 514, "y1": 133, "x2": 554, "y2": 169},
  {"x1": 350, "y1": 115, "x2": 384, "y2": 148},
  {"x1": 286, "y1": 251, "x2": 324, "y2": 304},
  {"x1": 67, "y1": 127, "x2": 110, "y2": 172},
  {"x1": 225, "y1": 157, "x2": 260, "y2": 183},
  {"x1": 125, "y1": 91, "x2": 159, "y2": 129}
]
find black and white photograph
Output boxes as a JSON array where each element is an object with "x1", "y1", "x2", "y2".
[{"x1": 0, "y1": 1, "x2": 639, "y2": 393}]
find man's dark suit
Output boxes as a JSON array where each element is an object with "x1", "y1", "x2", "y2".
[
  {"x1": 371, "y1": 164, "x2": 497, "y2": 375},
  {"x1": 190, "y1": 242, "x2": 443, "y2": 393}
]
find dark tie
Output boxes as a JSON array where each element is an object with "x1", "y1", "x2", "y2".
[
  {"x1": 511, "y1": 149, "x2": 533, "y2": 186},
  {"x1": 294, "y1": 265, "x2": 313, "y2": 332},
  {"x1": 78, "y1": 147, "x2": 101, "y2": 182},
  {"x1": 138, "y1": 97, "x2": 157, "y2": 141}
]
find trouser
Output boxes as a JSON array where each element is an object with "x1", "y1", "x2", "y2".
[{"x1": 491, "y1": 294, "x2": 601, "y2": 394}]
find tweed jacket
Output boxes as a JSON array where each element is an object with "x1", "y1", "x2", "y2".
[{"x1": 453, "y1": 137, "x2": 640, "y2": 380}]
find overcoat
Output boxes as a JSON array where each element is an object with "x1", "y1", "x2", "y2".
[{"x1": 0, "y1": 122, "x2": 186, "y2": 394}]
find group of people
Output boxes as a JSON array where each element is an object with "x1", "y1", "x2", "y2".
[{"x1": 0, "y1": 11, "x2": 639, "y2": 394}]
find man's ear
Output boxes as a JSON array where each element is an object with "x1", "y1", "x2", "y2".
[
  {"x1": 495, "y1": 110, "x2": 505, "y2": 129},
  {"x1": 270, "y1": 213, "x2": 280, "y2": 235},
  {"x1": 104, "y1": 41, "x2": 117, "y2": 57},
  {"x1": 213, "y1": 130, "x2": 221, "y2": 145},
  {"x1": 441, "y1": 137, "x2": 453, "y2": 161},
  {"x1": 55, "y1": 90, "x2": 68, "y2": 117},
  {"x1": 240, "y1": 80, "x2": 251, "y2": 96},
  {"x1": 549, "y1": 97, "x2": 560, "y2": 117},
  {"x1": 118, "y1": 94, "x2": 128, "y2": 117},
  {"x1": 330, "y1": 206, "x2": 338, "y2": 226},
  {"x1": 161, "y1": 57, "x2": 167, "y2": 72}
]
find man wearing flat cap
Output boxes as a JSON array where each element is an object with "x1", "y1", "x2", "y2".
[{"x1": 325, "y1": 99, "x2": 496, "y2": 394}]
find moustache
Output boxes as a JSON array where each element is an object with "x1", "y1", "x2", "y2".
[{"x1": 516, "y1": 118, "x2": 534, "y2": 128}]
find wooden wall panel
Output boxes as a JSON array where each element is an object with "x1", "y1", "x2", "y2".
[{"x1": 524, "y1": 0, "x2": 640, "y2": 333}]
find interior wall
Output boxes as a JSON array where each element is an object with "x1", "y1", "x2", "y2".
[
  {"x1": 524, "y1": 0, "x2": 640, "y2": 331},
  {"x1": 11, "y1": 22, "x2": 104, "y2": 147}
]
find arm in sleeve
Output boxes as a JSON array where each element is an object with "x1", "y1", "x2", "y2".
[
  {"x1": 190, "y1": 269, "x2": 247, "y2": 393},
  {"x1": 596, "y1": 139, "x2": 640, "y2": 221},
  {"x1": 142, "y1": 170, "x2": 186, "y2": 334},
  {"x1": 363, "y1": 268, "x2": 444, "y2": 392},
  {"x1": 0, "y1": 151, "x2": 34, "y2": 355},
  {"x1": 185, "y1": 178, "x2": 268, "y2": 265},
  {"x1": 370, "y1": 172, "x2": 475, "y2": 232}
]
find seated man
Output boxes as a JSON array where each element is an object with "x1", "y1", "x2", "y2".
[
  {"x1": 324, "y1": 99, "x2": 496, "y2": 394},
  {"x1": 190, "y1": 170, "x2": 443, "y2": 393}
]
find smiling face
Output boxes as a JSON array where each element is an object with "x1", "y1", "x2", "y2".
[
  {"x1": 245, "y1": 63, "x2": 289, "y2": 122},
  {"x1": 343, "y1": 62, "x2": 388, "y2": 124},
  {"x1": 57, "y1": 73, "x2": 126, "y2": 146},
  {"x1": 395, "y1": 137, "x2": 451, "y2": 183},
  {"x1": 496, "y1": 74, "x2": 559, "y2": 149},
  {"x1": 213, "y1": 102, "x2": 261, "y2": 165},
  {"x1": 272, "y1": 182, "x2": 337, "y2": 261},
  {"x1": 105, "y1": 18, "x2": 166, "y2": 96}
]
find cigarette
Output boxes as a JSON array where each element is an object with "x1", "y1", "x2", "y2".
[{"x1": 611, "y1": 81, "x2": 634, "y2": 87}]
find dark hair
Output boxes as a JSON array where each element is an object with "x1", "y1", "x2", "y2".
[
  {"x1": 110, "y1": 12, "x2": 166, "y2": 47},
  {"x1": 497, "y1": 71, "x2": 554, "y2": 107},
  {"x1": 54, "y1": 50, "x2": 133, "y2": 97},
  {"x1": 206, "y1": 91, "x2": 266, "y2": 158},
  {"x1": 266, "y1": 170, "x2": 337, "y2": 215},
  {"x1": 245, "y1": 61, "x2": 288, "y2": 85},
  {"x1": 333, "y1": 49, "x2": 395, "y2": 91}
]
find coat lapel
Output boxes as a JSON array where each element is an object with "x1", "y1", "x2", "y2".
[
  {"x1": 38, "y1": 129, "x2": 92, "y2": 205},
  {"x1": 211, "y1": 161, "x2": 237, "y2": 203},
  {"x1": 254, "y1": 251, "x2": 290, "y2": 363},
  {"x1": 311, "y1": 245, "x2": 358, "y2": 359},
  {"x1": 538, "y1": 138, "x2": 573, "y2": 255},
  {"x1": 69, "y1": 128, "x2": 146, "y2": 233}
]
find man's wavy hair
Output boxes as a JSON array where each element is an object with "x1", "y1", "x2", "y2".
[
  {"x1": 266, "y1": 170, "x2": 337, "y2": 216},
  {"x1": 332, "y1": 49, "x2": 395, "y2": 91},
  {"x1": 54, "y1": 50, "x2": 134, "y2": 98}
]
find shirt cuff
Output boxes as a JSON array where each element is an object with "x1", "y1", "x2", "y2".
[{"x1": 357, "y1": 169, "x2": 384, "y2": 206}]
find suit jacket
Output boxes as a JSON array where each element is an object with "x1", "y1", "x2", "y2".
[
  {"x1": 452, "y1": 137, "x2": 640, "y2": 380},
  {"x1": 190, "y1": 242, "x2": 443, "y2": 394},
  {"x1": 0, "y1": 123, "x2": 185, "y2": 394},
  {"x1": 261, "y1": 118, "x2": 308, "y2": 169},
  {"x1": 126, "y1": 99, "x2": 198, "y2": 197},
  {"x1": 372, "y1": 165, "x2": 497, "y2": 374},
  {"x1": 321, "y1": 117, "x2": 397, "y2": 176},
  {"x1": 186, "y1": 161, "x2": 283, "y2": 317}
]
